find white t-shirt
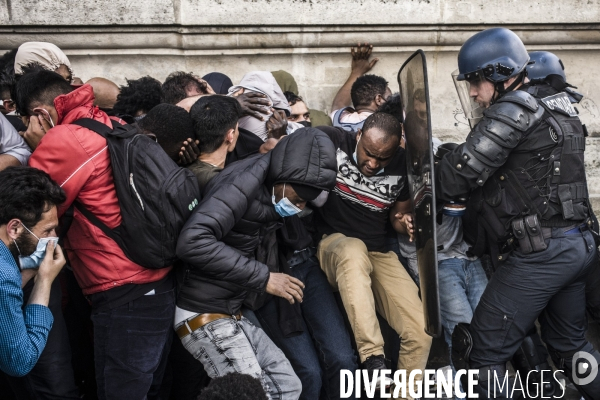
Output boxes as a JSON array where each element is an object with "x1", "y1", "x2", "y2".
[
  {"x1": 174, "y1": 306, "x2": 199, "y2": 328},
  {"x1": 0, "y1": 113, "x2": 31, "y2": 165}
]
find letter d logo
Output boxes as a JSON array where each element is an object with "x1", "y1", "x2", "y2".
[{"x1": 572, "y1": 351, "x2": 599, "y2": 386}]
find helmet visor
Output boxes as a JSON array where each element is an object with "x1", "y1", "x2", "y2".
[{"x1": 452, "y1": 69, "x2": 484, "y2": 129}]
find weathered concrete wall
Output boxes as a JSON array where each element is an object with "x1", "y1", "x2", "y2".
[
  {"x1": 5, "y1": 0, "x2": 600, "y2": 25},
  {"x1": 1, "y1": 0, "x2": 599, "y2": 201}
]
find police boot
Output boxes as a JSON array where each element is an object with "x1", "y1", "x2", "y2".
[
  {"x1": 452, "y1": 323, "x2": 490, "y2": 399},
  {"x1": 548, "y1": 342, "x2": 600, "y2": 400},
  {"x1": 477, "y1": 364, "x2": 512, "y2": 399},
  {"x1": 511, "y1": 331, "x2": 558, "y2": 398}
]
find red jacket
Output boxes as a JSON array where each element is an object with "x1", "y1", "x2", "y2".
[{"x1": 29, "y1": 85, "x2": 171, "y2": 295}]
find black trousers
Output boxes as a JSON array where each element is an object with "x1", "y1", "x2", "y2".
[
  {"x1": 470, "y1": 228, "x2": 600, "y2": 398},
  {"x1": 62, "y1": 268, "x2": 97, "y2": 398},
  {"x1": 6, "y1": 276, "x2": 79, "y2": 399},
  {"x1": 586, "y1": 257, "x2": 600, "y2": 323},
  {"x1": 91, "y1": 288, "x2": 175, "y2": 400}
]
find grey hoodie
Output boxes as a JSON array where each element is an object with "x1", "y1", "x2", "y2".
[{"x1": 228, "y1": 71, "x2": 291, "y2": 141}]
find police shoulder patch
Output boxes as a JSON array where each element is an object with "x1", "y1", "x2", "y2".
[{"x1": 541, "y1": 92, "x2": 578, "y2": 117}]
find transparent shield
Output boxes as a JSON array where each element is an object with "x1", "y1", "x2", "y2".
[
  {"x1": 398, "y1": 50, "x2": 441, "y2": 338},
  {"x1": 452, "y1": 69, "x2": 484, "y2": 129}
]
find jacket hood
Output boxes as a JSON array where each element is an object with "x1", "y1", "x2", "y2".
[
  {"x1": 54, "y1": 84, "x2": 96, "y2": 124},
  {"x1": 267, "y1": 127, "x2": 337, "y2": 191},
  {"x1": 271, "y1": 70, "x2": 299, "y2": 96},
  {"x1": 228, "y1": 71, "x2": 291, "y2": 115}
]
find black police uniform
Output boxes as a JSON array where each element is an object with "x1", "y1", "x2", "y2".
[{"x1": 436, "y1": 84, "x2": 600, "y2": 398}]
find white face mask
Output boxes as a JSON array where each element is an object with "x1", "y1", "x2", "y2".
[
  {"x1": 36, "y1": 108, "x2": 55, "y2": 128},
  {"x1": 14, "y1": 223, "x2": 58, "y2": 269}
]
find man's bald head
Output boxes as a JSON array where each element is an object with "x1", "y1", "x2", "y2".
[{"x1": 86, "y1": 77, "x2": 120, "y2": 110}]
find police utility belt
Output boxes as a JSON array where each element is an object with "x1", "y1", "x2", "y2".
[{"x1": 509, "y1": 214, "x2": 590, "y2": 254}]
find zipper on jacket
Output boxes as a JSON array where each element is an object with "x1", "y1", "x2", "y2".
[{"x1": 130, "y1": 173, "x2": 144, "y2": 210}]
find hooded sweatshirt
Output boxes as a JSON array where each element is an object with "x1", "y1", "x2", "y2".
[{"x1": 228, "y1": 71, "x2": 291, "y2": 141}]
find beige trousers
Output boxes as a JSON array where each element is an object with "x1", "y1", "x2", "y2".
[{"x1": 317, "y1": 233, "x2": 432, "y2": 376}]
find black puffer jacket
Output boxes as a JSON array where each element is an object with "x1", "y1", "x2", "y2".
[{"x1": 176, "y1": 128, "x2": 337, "y2": 315}]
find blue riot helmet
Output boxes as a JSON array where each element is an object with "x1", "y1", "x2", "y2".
[
  {"x1": 453, "y1": 28, "x2": 529, "y2": 128},
  {"x1": 527, "y1": 51, "x2": 566, "y2": 82},
  {"x1": 527, "y1": 51, "x2": 583, "y2": 103},
  {"x1": 457, "y1": 28, "x2": 529, "y2": 83}
]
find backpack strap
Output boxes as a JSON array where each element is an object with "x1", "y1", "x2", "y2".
[
  {"x1": 58, "y1": 201, "x2": 119, "y2": 246},
  {"x1": 73, "y1": 201, "x2": 120, "y2": 243},
  {"x1": 71, "y1": 118, "x2": 113, "y2": 137},
  {"x1": 66, "y1": 118, "x2": 127, "y2": 244},
  {"x1": 58, "y1": 118, "x2": 112, "y2": 243},
  {"x1": 72, "y1": 118, "x2": 136, "y2": 139},
  {"x1": 58, "y1": 203, "x2": 75, "y2": 245}
]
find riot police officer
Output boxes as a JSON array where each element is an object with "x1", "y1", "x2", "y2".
[
  {"x1": 527, "y1": 50, "x2": 600, "y2": 326},
  {"x1": 527, "y1": 51, "x2": 567, "y2": 82},
  {"x1": 437, "y1": 28, "x2": 600, "y2": 398},
  {"x1": 527, "y1": 50, "x2": 585, "y2": 104}
]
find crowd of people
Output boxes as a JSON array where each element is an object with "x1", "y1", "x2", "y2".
[{"x1": 0, "y1": 27, "x2": 599, "y2": 400}]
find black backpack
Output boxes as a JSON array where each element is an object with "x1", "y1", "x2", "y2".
[{"x1": 67, "y1": 118, "x2": 200, "y2": 269}]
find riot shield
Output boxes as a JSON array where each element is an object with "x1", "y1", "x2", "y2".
[{"x1": 398, "y1": 50, "x2": 441, "y2": 338}]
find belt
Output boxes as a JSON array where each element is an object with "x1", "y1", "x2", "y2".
[
  {"x1": 511, "y1": 224, "x2": 584, "y2": 253},
  {"x1": 564, "y1": 222, "x2": 590, "y2": 235},
  {"x1": 288, "y1": 247, "x2": 316, "y2": 267},
  {"x1": 540, "y1": 222, "x2": 588, "y2": 238},
  {"x1": 565, "y1": 226, "x2": 581, "y2": 235},
  {"x1": 541, "y1": 225, "x2": 578, "y2": 238},
  {"x1": 541, "y1": 227, "x2": 553, "y2": 239},
  {"x1": 176, "y1": 312, "x2": 242, "y2": 339}
]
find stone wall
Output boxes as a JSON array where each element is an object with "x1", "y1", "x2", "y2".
[{"x1": 1, "y1": 0, "x2": 599, "y2": 202}]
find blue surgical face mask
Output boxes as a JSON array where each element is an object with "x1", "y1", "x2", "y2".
[
  {"x1": 13, "y1": 223, "x2": 58, "y2": 270},
  {"x1": 272, "y1": 183, "x2": 302, "y2": 217}
]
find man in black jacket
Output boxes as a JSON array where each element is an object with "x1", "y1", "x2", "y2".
[{"x1": 175, "y1": 128, "x2": 337, "y2": 400}]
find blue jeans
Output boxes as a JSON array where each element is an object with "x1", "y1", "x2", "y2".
[
  {"x1": 180, "y1": 316, "x2": 302, "y2": 400},
  {"x1": 256, "y1": 256, "x2": 357, "y2": 400},
  {"x1": 91, "y1": 288, "x2": 175, "y2": 400},
  {"x1": 438, "y1": 258, "x2": 488, "y2": 358}
]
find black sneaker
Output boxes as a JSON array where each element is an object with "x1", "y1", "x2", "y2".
[{"x1": 363, "y1": 354, "x2": 393, "y2": 390}]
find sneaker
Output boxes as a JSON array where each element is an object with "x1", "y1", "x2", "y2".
[{"x1": 363, "y1": 354, "x2": 393, "y2": 390}]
